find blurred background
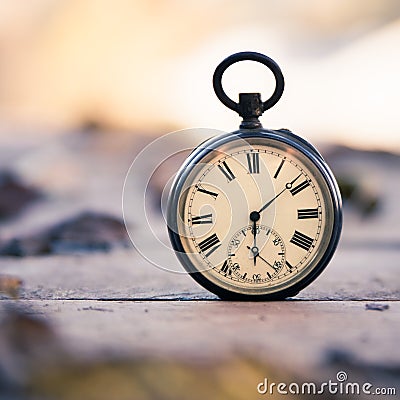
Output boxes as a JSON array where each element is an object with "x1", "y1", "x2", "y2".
[
  {"x1": 0, "y1": 1, "x2": 399, "y2": 399},
  {"x1": 0, "y1": 0, "x2": 399, "y2": 149},
  {"x1": 0, "y1": 0, "x2": 398, "y2": 252}
]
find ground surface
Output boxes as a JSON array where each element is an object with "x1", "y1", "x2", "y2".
[{"x1": 0, "y1": 132, "x2": 399, "y2": 399}]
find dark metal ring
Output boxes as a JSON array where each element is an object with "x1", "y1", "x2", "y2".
[{"x1": 213, "y1": 51, "x2": 285, "y2": 113}]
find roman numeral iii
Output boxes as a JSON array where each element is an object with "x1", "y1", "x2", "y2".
[
  {"x1": 290, "y1": 230, "x2": 314, "y2": 251},
  {"x1": 247, "y1": 152, "x2": 260, "y2": 174},
  {"x1": 297, "y1": 208, "x2": 319, "y2": 219}
]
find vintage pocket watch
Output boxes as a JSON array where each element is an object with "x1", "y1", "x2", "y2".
[{"x1": 167, "y1": 52, "x2": 342, "y2": 300}]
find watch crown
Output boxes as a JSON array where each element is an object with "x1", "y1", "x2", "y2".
[{"x1": 238, "y1": 93, "x2": 263, "y2": 129}]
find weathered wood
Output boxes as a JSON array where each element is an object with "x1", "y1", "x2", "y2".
[
  {"x1": 0, "y1": 247, "x2": 399, "y2": 301},
  {"x1": 0, "y1": 299, "x2": 398, "y2": 400},
  {"x1": 2, "y1": 299, "x2": 397, "y2": 366}
]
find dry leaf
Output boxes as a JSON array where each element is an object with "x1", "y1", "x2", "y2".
[{"x1": 0, "y1": 275, "x2": 23, "y2": 298}]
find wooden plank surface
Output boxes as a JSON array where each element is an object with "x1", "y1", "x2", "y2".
[
  {"x1": 0, "y1": 134, "x2": 399, "y2": 399},
  {"x1": 2, "y1": 299, "x2": 398, "y2": 367},
  {"x1": 0, "y1": 246, "x2": 399, "y2": 301},
  {"x1": 0, "y1": 297, "x2": 398, "y2": 399}
]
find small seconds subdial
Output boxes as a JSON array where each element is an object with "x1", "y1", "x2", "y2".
[{"x1": 227, "y1": 225, "x2": 286, "y2": 284}]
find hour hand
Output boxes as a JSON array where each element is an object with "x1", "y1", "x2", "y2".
[
  {"x1": 249, "y1": 211, "x2": 260, "y2": 265},
  {"x1": 250, "y1": 211, "x2": 260, "y2": 240},
  {"x1": 252, "y1": 220, "x2": 257, "y2": 246}
]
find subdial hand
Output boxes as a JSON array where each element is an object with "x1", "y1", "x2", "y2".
[
  {"x1": 258, "y1": 173, "x2": 302, "y2": 213},
  {"x1": 246, "y1": 246, "x2": 274, "y2": 268},
  {"x1": 257, "y1": 253, "x2": 274, "y2": 269},
  {"x1": 246, "y1": 246, "x2": 274, "y2": 269}
]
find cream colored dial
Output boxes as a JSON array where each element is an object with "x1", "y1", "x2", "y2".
[{"x1": 175, "y1": 137, "x2": 334, "y2": 296}]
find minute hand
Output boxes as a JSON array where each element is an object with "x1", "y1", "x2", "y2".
[{"x1": 258, "y1": 174, "x2": 302, "y2": 213}]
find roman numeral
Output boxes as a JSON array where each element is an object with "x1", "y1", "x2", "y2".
[
  {"x1": 290, "y1": 180, "x2": 310, "y2": 196},
  {"x1": 246, "y1": 152, "x2": 260, "y2": 174},
  {"x1": 220, "y1": 260, "x2": 231, "y2": 275},
  {"x1": 297, "y1": 208, "x2": 319, "y2": 219},
  {"x1": 198, "y1": 233, "x2": 220, "y2": 255},
  {"x1": 191, "y1": 214, "x2": 213, "y2": 225},
  {"x1": 290, "y1": 230, "x2": 314, "y2": 251},
  {"x1": 196, "y1": 185, "x2": 218, "y2": 199},
  {"x1": 273, "y1": 159, "x2": 285, "y2": 179},
  {"x1": 218, "y1": 161, "x2": 235, "y2": 182},
  {"x1": 286, "y1": 261, "x2": 294, "y2": 271}
]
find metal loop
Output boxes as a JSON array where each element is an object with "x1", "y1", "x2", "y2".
[{"x1": 213, "y1": 51, "x2": 285, "y2": 113}]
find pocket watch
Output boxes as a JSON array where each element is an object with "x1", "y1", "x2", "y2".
[{"x1": 167, "y1": 52, "x2": 342, "y2": 300}]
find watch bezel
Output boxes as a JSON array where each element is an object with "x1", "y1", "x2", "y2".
[{"x1": 167, "y1": 128, "x2": 342, "y2": 300}]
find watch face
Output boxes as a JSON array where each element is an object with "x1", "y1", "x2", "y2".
[{"x1": 168, "y1": 132, "x2": 341, "y2": 299}]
